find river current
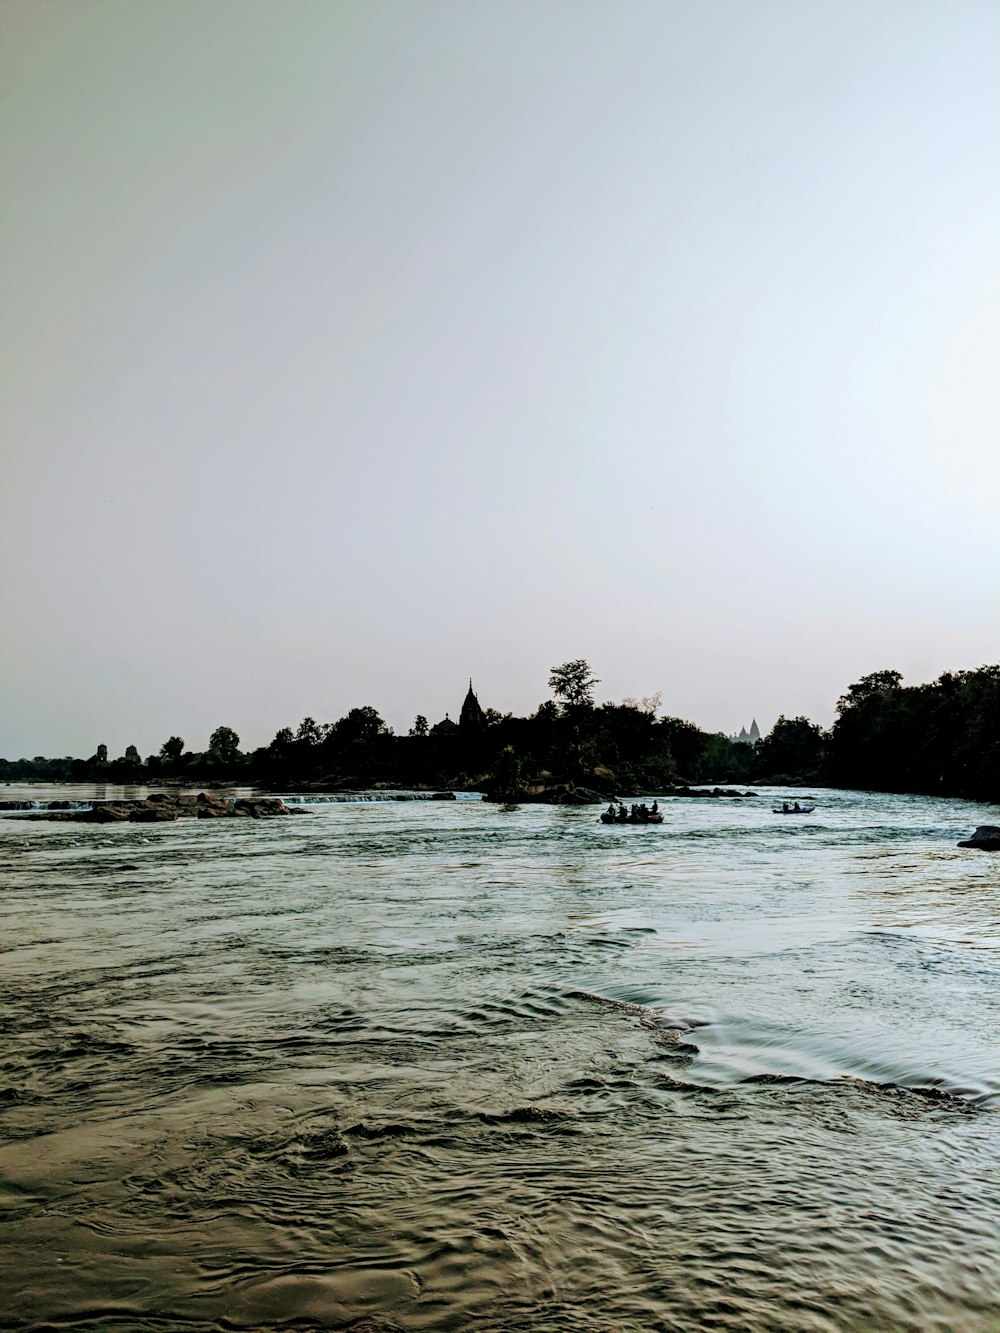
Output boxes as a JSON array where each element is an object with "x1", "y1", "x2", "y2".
[{"x1": 2, "y1": 785, "x2": 998, "y2": 1332}]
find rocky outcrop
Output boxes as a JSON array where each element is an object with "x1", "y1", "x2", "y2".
[
  {"x1": 484, "y1": 781, "x2": 614, "y2": 805},
  {"x1": 88, "y1": 805, "x2": 132, "y2": 822},
  {"x1": 958, "y1": 825, "x2": 1000, "y2": 851},
  {"x1": 661, "y1": 786, "x2": 759, "y2": 798},
  {"x1": 20, "y1": 792, "x2": 303, "y2": 823},
  {"x1": 556, "y1": 786, "x2": 610, "y2": 804},
  {"x1": 484, "y1": 782, "x2": 759, "y2": 803},
  {"x1": 128, "y1": 804, "x2": 180, "y2": 822},
  {"x1": 233, "y1": 797, "x2": 297, "y2": 819}
]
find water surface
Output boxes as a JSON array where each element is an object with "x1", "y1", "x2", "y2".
[{"x1": 2, "y1": 787, "x2": 998, "y2": 1331}]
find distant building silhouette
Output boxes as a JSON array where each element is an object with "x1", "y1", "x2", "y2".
[
  {"x1": 431, "y1": 680, "x2": 486, "y2": 736},
  {"x1": 459, "y1": 679, "x2": 485, "y2": 731},
  {"x1": 729, "y1": 718, "x2": 761, "y2": 745}
]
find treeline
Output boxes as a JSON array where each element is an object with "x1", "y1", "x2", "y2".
[
  {"x1": 0, "y1": 727, "x2": 246, "y2": 786},
  {"x1": 2, "y1": 662, "x2": 998, "y2": 802},
  {"x1": 728, "y1": 664, "x2": 1000, "y2": 801},
  {"x1": 825, "y1": 666, "x2": 1000, "y2": 801},
  {"x1": 0, "y1": 662, "x2": 758, "y2": 792}
]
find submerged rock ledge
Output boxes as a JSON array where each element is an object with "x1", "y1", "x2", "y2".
[{"x1": 22, "y1": 792, "x2": 305, "y2": 823}]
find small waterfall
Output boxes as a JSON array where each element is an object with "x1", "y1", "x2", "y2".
[
  {"x1": 0, "y1": 799, "x2": 93, "y2": 812},
  {"x1": 278, "y1": 791, "x2": 483, "y2": 805}
]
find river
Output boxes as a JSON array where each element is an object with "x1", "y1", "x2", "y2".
[{"x1": 2, "y1": 785, "x2": 998, "y2": 1331}]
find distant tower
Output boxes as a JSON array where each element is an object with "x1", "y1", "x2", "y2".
[
  {"x1": 459, "y1": 679, "x2": 485, "y2": 731},
  {"x1": 730, "y1": 720, "x2": 760, "y2": 745}
]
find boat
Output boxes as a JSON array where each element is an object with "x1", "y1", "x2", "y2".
[
  {"x1": 599, "y1": 812, "x2": 664, "y2": 825},
  {"x1": 772, "y1": 806, "x2": 815, "y2": 814}
]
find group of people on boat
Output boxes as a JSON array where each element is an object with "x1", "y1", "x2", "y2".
[
  {"x1": 781, "y1": 801, "x2": 804, "y2": 812},
  {"x1": 604, "y1": 801, "x2": 659, "y2": 824}
]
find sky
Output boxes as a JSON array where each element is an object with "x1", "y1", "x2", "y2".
[{"x1": 2, "y1": 0, "x2": 999, "y2": 759}]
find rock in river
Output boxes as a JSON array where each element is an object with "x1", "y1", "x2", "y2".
[
  {"x1": 18, "y1": 792, "x2": 301, "y2": 823},
  {"x1": 957, "y1": 825, "x2": 1000, "y2": 851}
]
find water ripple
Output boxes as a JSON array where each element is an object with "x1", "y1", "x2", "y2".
[{"x1": 2, "y1": 785, "x2": 999, "y2": 1330}]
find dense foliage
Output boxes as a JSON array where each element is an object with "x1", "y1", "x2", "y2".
[
  {"x1": 826, "y1": 666, "x2": 1000, "y2": 801},
  {"x1": 2, "y1": 661, "x2": 997, "y2": 801}
]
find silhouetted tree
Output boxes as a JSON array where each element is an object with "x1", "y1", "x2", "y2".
[
  {"x1": 756, "y1": 716, "x2": 825, "y2": 778},
  {"x1": 409, "y1": 715, "x2": 429, "y2": 737},
  {"x1": 622, "y1": 692, "x2": 662, "y2": 717},
  {"x1": 489, "y1": 746, "x2": 524, "y2": 801},
  {"x1": 836, "y1": 670, "x2": 903, "y2": 714},
  {"x1": 294, "y1": 716, "x2": 323, "y2": 748},
  {"x1": 160, "y1": 736, "x2": 185, "y2": 761},
  {"x1": 701, "y1": 733, "x2": 754, "y2": 783},
  {"x1": 209, "y1": 726, "x2": 241, "y2": 762},
  {"x1": 258, "y1": 727, "x2": 296, "y2": 784},
  {"x1": 333, "y1": 706, "x2": 389, "y2": 746},
  {"x1": 827, "y1": 669, "x2": 906, "y2": 790},
  {"x1": 657, "y1": 717, "x2": 707, "y2": 781},
  {"x1": 549, "y1": 659, "x2": 600, "y2": 709}
]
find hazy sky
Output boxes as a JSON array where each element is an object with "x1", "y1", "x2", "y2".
[{"x1": 3, "y1": 0, "x2": 999, "y2": 758}]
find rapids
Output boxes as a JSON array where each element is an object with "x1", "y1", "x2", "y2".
[{"x1": 1, "y1": 786, "x2": 999, "y2": 1331}]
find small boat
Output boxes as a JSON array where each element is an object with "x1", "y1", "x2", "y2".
[
  {"x1": 600, "y1": 812, "x2": 664, "y2": 825},
  {"x1": 772, "y1": 806, "x2": 815, "y2": 815}
]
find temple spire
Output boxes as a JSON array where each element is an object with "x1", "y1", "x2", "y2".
[{"x1": 460, "y1": 679, "x2": 485, "y2": 730}]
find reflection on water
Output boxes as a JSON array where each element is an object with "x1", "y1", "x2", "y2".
[{"x1": 2, "y1": 786, "x2": 999, "y2": 1331}]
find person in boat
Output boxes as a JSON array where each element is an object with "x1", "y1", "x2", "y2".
[
  {"x1": 651, "y1": 801, "x2": 658, "y2": 815},
  {"x1": 618, "y1": 804, "x2": 627, "y2": 821},
  {"x1": 606, "y1": 803, "x2": 616, "y2": 820},
  {"x1": 793, "y1": 801, "x2": 801, "y2": 812},
  {"x1": 782, "y1": 802, "x2": 790, "y2": 812}
]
